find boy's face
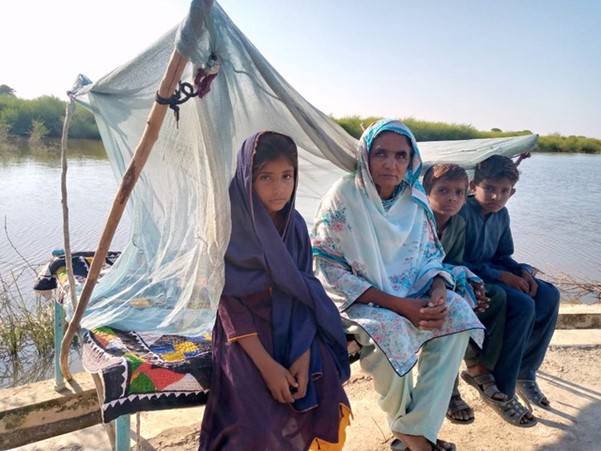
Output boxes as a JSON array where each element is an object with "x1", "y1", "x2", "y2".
[
  {"x1": 427, "y1": 178, "x2": 467, "y2": 218},
  {"x1": 470, "y1": 177, "x2": 516, "y2": 214}
]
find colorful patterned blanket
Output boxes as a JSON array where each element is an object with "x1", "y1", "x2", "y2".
[
  {"x1": 34, "y1": 251, "x2": 212, "y2": 423},
  {"x1": 34, "y1": 251, "x2": 122, "y2": 304},
  {"x1": 83, "y1": 326, "x2": 211, "y2": 422}
]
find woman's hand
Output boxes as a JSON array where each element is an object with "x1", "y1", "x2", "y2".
[
  {"x1": 358, "y1": 285, "x2": 448, "y2": 330},
  {"x1": 414, "y1": 277, "x2": 449, "y2": 329},
  {"x1": 420, "y1": 284, "x2": 449, "y2": 329},
  {"x1": 289, "y1": 349, "x2": 310, "y2": 400},
  {"x1": 428, "y1": 277, "x2": 447, "y2": 305},
  {"x1": 470, "y1": 281, "x2": 490, "y2": 312},
  {"x1": 399, "y1": 298, "x2": 448, "y2": 330}
]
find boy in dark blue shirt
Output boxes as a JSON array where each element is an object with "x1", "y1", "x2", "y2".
[
  {"x1": 459, "y1": 155, "x2": 560, "y2": 414},
  {"x1": 425, "y1": 163, "x2": 536, "y2": 428}
]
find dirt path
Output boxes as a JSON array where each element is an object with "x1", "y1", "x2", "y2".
[{"x1": 140, "y1": 346, "x2": 601, "y2": 451}]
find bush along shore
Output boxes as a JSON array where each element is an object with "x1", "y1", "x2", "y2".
[
  {"x1": 0, "y1": 91, "x2": 600, "y2": 153},
  {"x1": 334, "y1": 115, "x2": 601, "y2": 154}
]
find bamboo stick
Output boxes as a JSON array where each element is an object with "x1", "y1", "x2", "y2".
[
  {"x1": 59, "y1": 50, "x2": 189, "y2": 380},
  {"x1": 61, "y1": 98, "x2": 79, "y2": 311}
]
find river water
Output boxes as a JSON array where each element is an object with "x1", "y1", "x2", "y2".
[
  {"x1": 1, "y1": 142, "x2": 600, "y2": 388},
  {"x1": 1, "y1": 144, "x2": 600, "y2": 298},
  {"x1": 508, "y1": 152, "x2": 601, "y2": 288}
]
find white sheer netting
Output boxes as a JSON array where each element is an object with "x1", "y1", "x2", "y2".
[{"x1": 70, "y1": 0, "x2": 537, "y2": 337}]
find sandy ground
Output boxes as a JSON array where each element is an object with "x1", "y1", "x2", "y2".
[{"x1": 15, "y1": 343, "x2": 601, "y2": 451}]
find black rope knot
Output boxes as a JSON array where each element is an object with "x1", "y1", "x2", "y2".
[
  {"x1": 155, "y1": 54, "x2": 220, "y2": 127},
  {"x1": 155, "y1": 81, "x2": 198, "y2": 126}
]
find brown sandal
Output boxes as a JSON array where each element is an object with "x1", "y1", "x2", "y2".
[
  {"x1": 486, "y1": 396, "x2": 538, "y2": 428},
  {"x1": 516, "y1": 379, "x2": 551, "y2": 410},
  {"x1": 461, "y1": 370, "x2": 505, "y2": 403},
  {"x1": 446, "y1": 387, "x2": 474, "y2": 424}
]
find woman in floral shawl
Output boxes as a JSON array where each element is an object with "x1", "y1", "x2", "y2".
[
  {"x1": 199, "y1": 131, "x2": 351, "y2": 451},
  {"x1": 312, "y1": 119, "x2": 483, "y2": 451}
]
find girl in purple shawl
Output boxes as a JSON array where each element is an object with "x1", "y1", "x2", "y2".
[{"x1": 199, "y1": 132, "x2": 351, "y2": 451}]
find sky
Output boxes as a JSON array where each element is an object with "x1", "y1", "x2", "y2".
[{"x1": 2, "y1": 0, "x2": 600, "y2": 139}]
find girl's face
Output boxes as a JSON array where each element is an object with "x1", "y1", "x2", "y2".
[{"x1": 253, "y1": 155, "x2": 295, "y2": 217}]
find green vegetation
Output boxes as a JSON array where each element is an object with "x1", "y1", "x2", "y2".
[
  {"x1": 28, "y1": 119, "x2": 49, "y2": 148},
  {"x1": 537, "y1": 134, "x2": 601, "y2": 154},
  {"x1": 0, "y1": 84, "x2": 16, "y2": 96},
  {"x1": 0, "y1": 94, "x2": 100, "y2": 140},
  {"x1": 0, "y1": 119, "x2": 12, "y2": 143},
  {"x1": 0, "y1": 89, "x2": 599, "y2": 153},
  {"x1": 333, "y1": 115, "x2": 601, "y2": 154},
  {"x1": 1, "y1": 271, "x2": 54, "y2": 387}
]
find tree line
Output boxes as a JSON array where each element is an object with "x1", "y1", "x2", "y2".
[
  {"x1": 336, "y1": 115, "x2": 601, "y2": 154},
  {"x1": 1, "y1": 87, "x2": 599, "y2": 154},
  {"x1": 0, "y1": 88, "x2": 99, "y2": 140}
]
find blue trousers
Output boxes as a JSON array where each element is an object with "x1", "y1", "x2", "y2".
[{"x1": 488, "y1": 278, "x2": 560, "y2": 397}]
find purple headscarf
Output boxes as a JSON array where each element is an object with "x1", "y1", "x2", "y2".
[{"x1": 223, "y1": 131, "x2": 350, "y2": 410}]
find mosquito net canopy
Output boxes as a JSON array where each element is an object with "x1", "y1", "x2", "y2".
[{"x1": 69, "y1": 0, "x2": 537, "y2": 337}]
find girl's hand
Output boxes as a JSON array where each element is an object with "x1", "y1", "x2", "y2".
[
  {"x1": 289, "y1": 349, "x2": 310, "y2": 400},
  {"x1": 237, "y1": 335, "x2": 297, "y2": 403},
  {"x1": 258, "y1": 358, "x2": 298, "y2": 404}
]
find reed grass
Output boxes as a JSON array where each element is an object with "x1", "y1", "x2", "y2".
[{"x1": 0, "y1": 270, "x2": 55, "y2": 387}]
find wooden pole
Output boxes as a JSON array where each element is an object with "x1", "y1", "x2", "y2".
[{"x1": 59, "y1": 50, "x2": 189, "y2": 380}]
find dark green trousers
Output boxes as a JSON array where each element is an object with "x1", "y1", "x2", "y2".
[{"x1": 464, "y1": 283, "x2": 507, "y2": 369}]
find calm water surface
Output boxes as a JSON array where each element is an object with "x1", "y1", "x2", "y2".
[
  {"x1": 509, "y1": 153, "x2": 601, "y2": 284},
  {"x1": 1, "y1": 146, "x2": 600, "y2": 296},
  {"x1": 0, "y1": 142, "x2": 131, "y2": 293},
  {"x1": 1, "y1": 145, "x2": 600, "y2": 387}
]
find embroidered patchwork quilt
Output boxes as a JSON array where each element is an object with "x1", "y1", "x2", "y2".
[
  {"x1": 34, "y1": 251, "x2": 212, "y2": 423},
  {"x1": 83, "y1": 326, "x2": 211, "y2": 422}
]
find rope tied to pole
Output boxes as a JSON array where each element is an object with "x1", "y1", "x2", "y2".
[{"x1": 155, "y1": 54, "x2": 220, "y2": 126}]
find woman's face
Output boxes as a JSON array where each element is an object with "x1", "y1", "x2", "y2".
[
  {"x1": 253, "y1": 155, "x2": 295, "y2": 217},
  {"x1": 368, "y1": 132, "x2": 412, "y2": 199}
]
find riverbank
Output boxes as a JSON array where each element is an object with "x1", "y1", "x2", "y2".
[{"x1": 9, "y1": 326, "x2": 601, "y2": 451}]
